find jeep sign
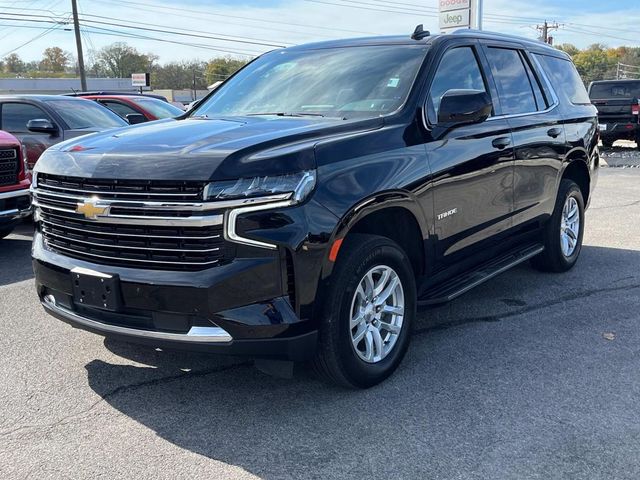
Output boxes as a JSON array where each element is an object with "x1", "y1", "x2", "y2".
[{"x1": 439, "y1": 0, "x2": 476, "y2": 33}]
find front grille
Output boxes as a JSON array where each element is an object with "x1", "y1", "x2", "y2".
[
  {"x1": 0, "y1": 148, "x2": 19, "y2": 187},
  {"x1": 34, "y1": 175, "x2": 233, "y2": 271},
  {"x1": 37, "y1": 173, "x2": 206, "y2": 201}
]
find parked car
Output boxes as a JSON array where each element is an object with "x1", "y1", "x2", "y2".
[
  {"x1": 588, "y1": 79, "x2": 640, "y2": 148},
  {"x1": 0, "y1": 130, "x2": 30, "y2": 239},
  {"x1": 64, "y1": 91, "x2": 170, "y2": 102},
  {"x1": 31, "y1": 29, "x2": 599, "y2": 388},
  {"x1": 0, "y1": 95, "x2": 128, "y2": 169},
  {"x1": 79, "y1": 95, "x2": 185, "y2": 123}
]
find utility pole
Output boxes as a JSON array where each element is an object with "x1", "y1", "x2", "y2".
[
  {"x1": 477, "y1": 0, "x2": 483, "y2": 30},
  {"x1": 536, "y1": 20, "x2": 559, "y2": 45},
  {"x1": 71, "y1": 0, "x2": 87, "y2": 91}
]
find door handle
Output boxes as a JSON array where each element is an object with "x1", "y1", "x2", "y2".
[
  {"x1": 492, "y1": 137, "x2": 511, "y2": 150},
  {"x1": 547, "y1": 127, "x2": 562, "y2": 138}
]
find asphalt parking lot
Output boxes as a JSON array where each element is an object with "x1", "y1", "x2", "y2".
[{"x1": 1, "y1": 167, "x2": 640, "y2": 480}]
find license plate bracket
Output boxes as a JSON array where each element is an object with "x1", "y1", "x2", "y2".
[{"x1": 71, "y1": 267, "x2": 122, "y2": 311}]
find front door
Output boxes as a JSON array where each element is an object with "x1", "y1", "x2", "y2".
[{"x1": 423, "y1": 43, "x2": 515, "y2": 269}]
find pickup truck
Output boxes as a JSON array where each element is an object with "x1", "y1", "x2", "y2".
[
  {"x1": 0, "y1": 130, "x2": 30, "y2": 239},
  {"x1": 588, "y1": 79, "x2": 640, "y2": 148}
]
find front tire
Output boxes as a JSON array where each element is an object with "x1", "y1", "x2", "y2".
[
  {"x1": 313, "y1": 234, "x2": 416, "y2": 388},
  {"x1": 531, "y1": 179, "x2": 585, "y2": 272}
]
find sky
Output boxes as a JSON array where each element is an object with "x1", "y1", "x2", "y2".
[{"x1": 2, "y1": 0, "x2": 640, "y2": 64}]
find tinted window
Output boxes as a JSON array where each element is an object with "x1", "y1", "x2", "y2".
[
  {"x1": 536, "y1": 54, "x2": 591, "y2": 105},
  {"x1": 1, "y1": 103, "x2": 53, "y2": 133},
  {"x1": 101, "y1": 100, "x2": 139, "y2": 118},
  {"x1": 589, "y1": 81, "x2": 640, "y2": 100},
  {"x1": 523, "y1": 56, "x2": 549, "y2": 110},
  {"x1": 485, "y1": 48, "x2": 537, "y2": 115},
  {"x1": 429, "y1": 46, "x2": 487, "y2": 121},
  {"x1": 46, "y1": 99, "x2": 127, "y2": 129},
  {"x1": 195, "y1": 45, "x2": 427, "y2": 120},
  {"x1": 130, "y1": 98, "x2": 184, "y2": 119}
]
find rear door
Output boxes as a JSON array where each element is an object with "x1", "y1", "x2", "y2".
[
  {"x1": 424, "y1": 41, "x2": 515, "y2": 269},
  {"x1": 481, "y1": 44, "x2": 566, "y2": 229}
]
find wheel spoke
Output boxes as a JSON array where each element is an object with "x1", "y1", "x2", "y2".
[
  {"x1": 352, "y1": 324, "x2": 367, "y2": 344},
  {"x1": 371, "y1": 327, "x2": 383, "y2": 359},
  {"x1": 364, "y1": 330, "x2": 374, "y2": 361},
  {"x1": 382, "y1": 304, "x2": 404, "y2": 316},
  {"x1": 378, "y1": 320, "x2": 401, "y2": 334},
  {"x1": 351, "y1": 310, "x2": 365, "y2": 329},
  {"x1": 364, "y1": 272, "x2": 375, "y2": 298},
  {"x1": 375, "y1": 275, "x2": 400, "y2": 306},
  {"x1": 565, "y1": 227, "x2": 577, "y2": 241},
  {"x1": 373, "y1": 268, "x2": 390, "y2": 296}
]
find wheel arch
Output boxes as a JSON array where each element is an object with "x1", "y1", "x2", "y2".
[
  {"x1": 321, "y1": 191, "x2": 430, "y2": 280},
  {"x1": 561, "y1": 153, "x2": 591, "y2": 205}
]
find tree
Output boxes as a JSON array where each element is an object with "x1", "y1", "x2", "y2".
[
  {"x1": 205, "y1": 57, "x2": 247, "y2": 85},
  {"x1": 572, "y1": 44, "x2": 619, "y2": 84},
  {"x1": 94, "y1": 42, "x2": 158, "y2": 78},
  {"x1": 3, "y1": 53, "x2": 24, "y2": 73},
  {"x1": 153, "y1": 60, "x2": 208, "y2": 89},
  {"x1": 556, "y1": 43, "x2": 579, "y2": 57},
  {"x1": 40, "y1": 47, "x2": 69, "y2": 72}
]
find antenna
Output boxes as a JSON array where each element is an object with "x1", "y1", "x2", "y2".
[{"x1": 411, "y1": 24, "x2": 430, "y2": 41}]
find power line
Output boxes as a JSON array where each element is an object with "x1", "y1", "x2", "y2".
[
  {"x1": 1, "y1": 23, "x2": 60, "y2": 57},
  {"x1": 103, "y1": 0, "x2": 381, "y2": 36}
]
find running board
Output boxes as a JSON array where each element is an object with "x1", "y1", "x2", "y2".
[{"x1": 418, "y1": 243, "x2": 544, "y2": 306}]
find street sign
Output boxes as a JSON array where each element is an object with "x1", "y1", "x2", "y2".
[
  {"x1": 439, "y1": 0, "x2": 476, "y2": 33},
  {"x1": 131, "y1": 73, "x2": 150, "y2": 87}
]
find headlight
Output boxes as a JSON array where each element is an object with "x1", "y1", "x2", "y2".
[
  {"x1": 204, "y1": 170, "x2": 316, "y2": 204},
  {"x1": 207, "y1": 170, "x2": 316, "y2": 250}
]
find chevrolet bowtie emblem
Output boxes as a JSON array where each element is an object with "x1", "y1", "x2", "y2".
[{"x1": 76, "y1": 200, "x2": 109, "y2": 220}]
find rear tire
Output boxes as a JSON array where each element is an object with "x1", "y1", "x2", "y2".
[
  {"x1": 312, "y1": 234, "x2": 416, "y2": 388},
  {"x1": 531, "y1": 179, "x2": 585, "y2": 273},
  {"x1": 601, "y1": 138, "x2": 613, "y2": 149}
]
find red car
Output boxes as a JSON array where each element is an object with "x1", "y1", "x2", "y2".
[
  {"x1": 80, "y1": 95, "x2": 184, "y2": 123},
  {"x1": 0, "y1": 130, "x2": 30, "y2": 239}
]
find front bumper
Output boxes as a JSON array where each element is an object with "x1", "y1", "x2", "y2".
[
  {"x1": 0, "y1": 187, "x2": 31, "y2": 225},
  {"x1": 33, "y1": 232, "x2": 318, "y2": 361}
]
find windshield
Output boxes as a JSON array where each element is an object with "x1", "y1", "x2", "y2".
[
  {"x1": 47, "y1": 99, "x2": 127, "y2": 129},
  {"x1": 589, "y1": 82, "x2": 640, "y2": 99},
  {"x1": 131, "y1": 98, "x2": 184, "y2": 119},
  {"x1": 193, "y1": 45, "x2": 428, "y2": 120}
]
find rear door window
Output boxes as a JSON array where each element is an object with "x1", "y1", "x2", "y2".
[
  {"x1": 535, "y1": 54, "x2": 591, "y2": 105},
  {"x1": 485, "y1": 47, "x2": 537, "y2": 115},
  {"x1": 101, "y1": 100, "x2": 139, "y2": 118},
  {"x1": 428, "y1": 46, "x2": 488, "y2": 123},
  {"x1": 1, "y1": 103, "x2": 53, "y2": 133}
]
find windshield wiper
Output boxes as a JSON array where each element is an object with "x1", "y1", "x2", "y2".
[{"x1": 246, "y1": 112, "x2": 325, "y2": 118}]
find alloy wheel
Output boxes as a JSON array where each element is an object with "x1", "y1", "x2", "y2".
[
  {"x1": 560, "y1": 196, "x2": 580, "y2": 257},
  {"x1": 349, "y1": 265, "x2": 405, "y2": 363}
]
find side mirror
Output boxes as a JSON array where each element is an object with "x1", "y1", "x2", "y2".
[
  {"x1": 437, "y1": 89, "x2": 493, "y2": 127},
  {"x1": 126, "y1": 113, "x2": 147, "y2": 125},
  {"x1": 26, "y1": 119, "x2": 58, "y2": 134}
]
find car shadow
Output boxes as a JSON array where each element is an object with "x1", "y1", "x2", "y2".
[
  {"x1": 84, "y1": 244, "x2": 640, "y2": 479},
  {"x1": 0, "y1": 222, "x2": 34, "y2": 286}
]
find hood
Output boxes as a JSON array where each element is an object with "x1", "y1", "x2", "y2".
[
  {"x1": 35, "y1": 116, "x2": 382, "y2": 181},
  {"x1": 0, "y1": 130, "x2": 20, "y2": 146}
]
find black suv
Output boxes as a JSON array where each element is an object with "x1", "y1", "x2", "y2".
[
  {"x1": 32, "y1": 29, "x2": 599, "y2": 388},
  {"x1": 588, "y1": 79, "x2": 640, "y2": 148}
]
